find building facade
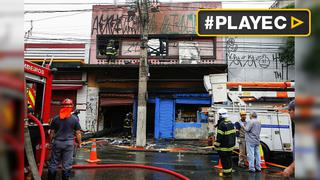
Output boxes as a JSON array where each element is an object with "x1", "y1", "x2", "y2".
[{"x1": 85, "y1": 2, "x2": 227, "y2": 139}]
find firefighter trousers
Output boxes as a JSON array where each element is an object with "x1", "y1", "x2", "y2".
[
  {"x1": 218, "y1": 151, "x2": 233, "y2": 175},
  {"x1": 124, "y1": 127, "x2": 132, "y2": 139},
  {"x1": 48, "y1": 140, "x2": 74, "y2": 179}
]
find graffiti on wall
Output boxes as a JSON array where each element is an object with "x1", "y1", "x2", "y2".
[
  {"x1": 121, "y1": 41, "x2": 140, "y2": 55},
  {"x1": 86, "y1": 87, "x2": 99, "y2": 132},
  {"x1": 227, "y1": 38, "x2": 292, "y2": 81},
  {"x1": 272, "y1": 53, "x2": 285, "y2": 81},
  {"x1": 227, "y1": 38, "x2": 271, "y2": 69},
  {"x1": 92, "y1": 14, "x2": 139, "y2": 35},
  {"x1": 91, "y1": 11, "x2": 196, "y2": 35},
  {"x1": 159, "y1": 13, "x2": 196, "y2": 34}
]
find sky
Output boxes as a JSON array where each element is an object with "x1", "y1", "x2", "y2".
[{"x1": 24, "y1": 0, "x2": 276, "y2": 43}]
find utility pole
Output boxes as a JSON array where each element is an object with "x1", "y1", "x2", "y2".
[{"x1": 136, "y1": 0, "x2": 149, "y2": 147}]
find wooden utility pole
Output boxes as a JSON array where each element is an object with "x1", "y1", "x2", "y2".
[{"x1": 136, "y1": 0, "x2": 149, "y2": 147}]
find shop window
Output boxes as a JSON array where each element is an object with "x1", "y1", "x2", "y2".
[
  {"x1": 148, "y1": 39, "x2": 168, "y2": 57},
  {"x1": 97, "y1": 36, "x2": 120, "y2": 58},
  {"x1": 175, "y1": 104, "x2": 209, "y2": 123}
]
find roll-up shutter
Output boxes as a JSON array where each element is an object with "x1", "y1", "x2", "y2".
[{"x1": 155, "y1": 98, "x2": 174, "y2": 139}]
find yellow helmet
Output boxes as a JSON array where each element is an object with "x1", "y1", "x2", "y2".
[{"x1": 240, "y1": 111, "x2": 246, "y2": 115}]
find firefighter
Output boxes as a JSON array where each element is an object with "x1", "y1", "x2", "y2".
[
  {"x1": 123, "y1": 112, "x2": 133, "y2": 139},
  {"x1": 105, "y1": 40, "x2": 117, "y2": 62},
  {"x1": 213, "y1": 108, "x2": 236, "y2": 177},
  {"x1": 47, "y1": 99, "x2": 82, "y2": 180},
  {"x1": 235, "y1": 111, "x2": 247, "y2": 168}
]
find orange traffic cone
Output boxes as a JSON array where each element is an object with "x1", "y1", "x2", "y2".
[
  {"x1": 259, "y1": 144, "x2": 268, "y2": 169},
  {"x1": 86, "y1": 139, "x2": 101, "y2": 163},
  {"x1": 214, "y1": 159, "x2": 223, "y2": 169}
]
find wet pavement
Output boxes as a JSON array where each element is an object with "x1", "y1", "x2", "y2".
[
  {"x1": 42, "y1": 139, "x2": 292, "y2": 179},
  {"x1": 65, "y1": 142, "x2": 289, "y2": 180}
]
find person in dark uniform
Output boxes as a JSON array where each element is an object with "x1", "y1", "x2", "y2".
[
  {"x1": 47, "y1": 99, "x2": 82, "y2": 180},
  {"x1": 123, "y1": 112, "x2": 133, "y2": 139},
  {"x1": 213, "y1": 108, "x2": 236, "y2": 177},
  {"x1": 105, "y1": 40, "x2": 117, "y2": 62}
]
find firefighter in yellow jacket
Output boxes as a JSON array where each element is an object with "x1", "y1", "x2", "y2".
[
  {"x1": 214, "y1": 108, "x2": 236, "y2": 177},
  {"x1": 105, "y1": 40, "x2": 117, "y2": 62}
]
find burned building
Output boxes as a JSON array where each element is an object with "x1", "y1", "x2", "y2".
[{"x1": 83, "y1": 2, "x2": 227, "y2": 139}]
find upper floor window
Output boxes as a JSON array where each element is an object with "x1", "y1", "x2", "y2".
[
  {"x1": 147, "y1": 39, "x2": 168, "y2": 57},
  {"x1": 97, "y1": 36, "x2": 120, "y2": 58}
]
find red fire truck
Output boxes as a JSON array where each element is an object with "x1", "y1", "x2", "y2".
[
  {"x1": 24, "y1": 60, "x2": 54, "y2": 178},
  {"x1": 25, "y1": 60, "x2": 53, "y2": 124}
]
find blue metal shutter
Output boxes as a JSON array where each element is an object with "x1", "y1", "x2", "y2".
[
  {"x1": 176, "y1": 98, "x2": 211, "y2": 105},
  {"x1": 155, "y1": 98, "x2": 174, "y2": 139}
]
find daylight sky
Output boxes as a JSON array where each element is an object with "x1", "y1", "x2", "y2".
[{"x1": 24, "y1": 0, "x2": 275, "y2": 43}]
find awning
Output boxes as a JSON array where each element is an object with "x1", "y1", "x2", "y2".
[
  {"x1": 100, "y1": 93, "x2": 134, "y2": 106},
  {"x1": 52, "y1": 84, "x2": 83, "y2": 90},
  {"x1": 100, "y1": 98, "x2": 134, "y2": 106}
]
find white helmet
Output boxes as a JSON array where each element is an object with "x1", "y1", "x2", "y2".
[{"x1": 217, "y1": 108, "x2": 228, "y2": 118}]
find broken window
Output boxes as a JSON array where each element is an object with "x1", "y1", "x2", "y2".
[
  {"x1": 179, "y1": 42, "x2": 200, "y2": 64},
  {"x1": 147, "y1": 39, "x2": 168, "y2": 57},
  {"x1": 96, "y1": 36, "x2": 120, "y2": 58},
  {"x1": 178, "y1": 40, "x2": 216, "y2": 64}
]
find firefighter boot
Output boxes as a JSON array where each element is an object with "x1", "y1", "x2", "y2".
[
  {"x1": 62, "y1": 175, "x2": 69, "y2": 180},
  {"x1": 47, "y1": 170, "x2": 57, "y2": 180},
  {"x1": 62, "y1": 170, "x2": 70, "y2": 180}
]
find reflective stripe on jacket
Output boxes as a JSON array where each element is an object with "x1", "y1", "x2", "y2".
[{"x1": 215, "y1": 119, "x2": 236, "y2": 152}]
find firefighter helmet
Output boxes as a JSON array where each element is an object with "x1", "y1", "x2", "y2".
[
  {"x1": 61, "y1": 98, "x2": 74, "y2": 108},
  {"x1": 217, "y1": 108, "x2": 228, "y2": 118}
]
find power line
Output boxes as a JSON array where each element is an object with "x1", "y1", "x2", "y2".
[
  {"x1": 25, "y1": 35, "x2": 288, "y2": 45},
  {"x1": 25, "y1": 9, "x2": 92, "y2": 14},
  {"x1": 25, "y1": 11, "x2": 89, "y2": 22},
  {"x1": 24, "y1": 2, "x2": 117, "y2": 5}
]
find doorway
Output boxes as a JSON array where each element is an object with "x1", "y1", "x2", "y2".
[
  {"x1": 146, "y1": 103, "x2": 155, "y2": 138},
  {"x1": 103, "y1": 105, "x2": 133, "y2": 136}
]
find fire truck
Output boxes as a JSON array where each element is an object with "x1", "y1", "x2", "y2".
[
  {"x1": 204, "y1": 74, "x2": 294, "y2": 161},
  {"x1": 24, "y1": 60, "x2": 54, "y2": 179}
]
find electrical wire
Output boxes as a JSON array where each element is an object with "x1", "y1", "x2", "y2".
[
  {"x1": 25, "y1": 9, "x2": 93, "y2": 14},
  {"x1": 25, "y1": 11, "x2": 89, "y2": 22}
]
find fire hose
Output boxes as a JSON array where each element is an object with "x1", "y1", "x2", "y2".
[
  {"x1": 199, "y1": 145, "x2": 288, "y2": 169},
  {"x1": 23, "y1": 118, "x2": 189, "y2": 180},
  {"x1": 72, "y1": 164, "x2": 190, "y2": 180},
  {"x1": 82, "y1": 139, "x2": 289, "y2": 170},
  {"x1": 27, "y1": 114, "x2": 46, "y2": 177}
]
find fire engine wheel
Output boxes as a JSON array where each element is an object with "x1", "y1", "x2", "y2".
[{"x1": 260, "y1": 142, "x2": 271, "y2": 162}]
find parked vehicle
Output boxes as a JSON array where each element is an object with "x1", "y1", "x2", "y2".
[{"x1": 204, "y1": 73, "x2": 294, "y2": 160}]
